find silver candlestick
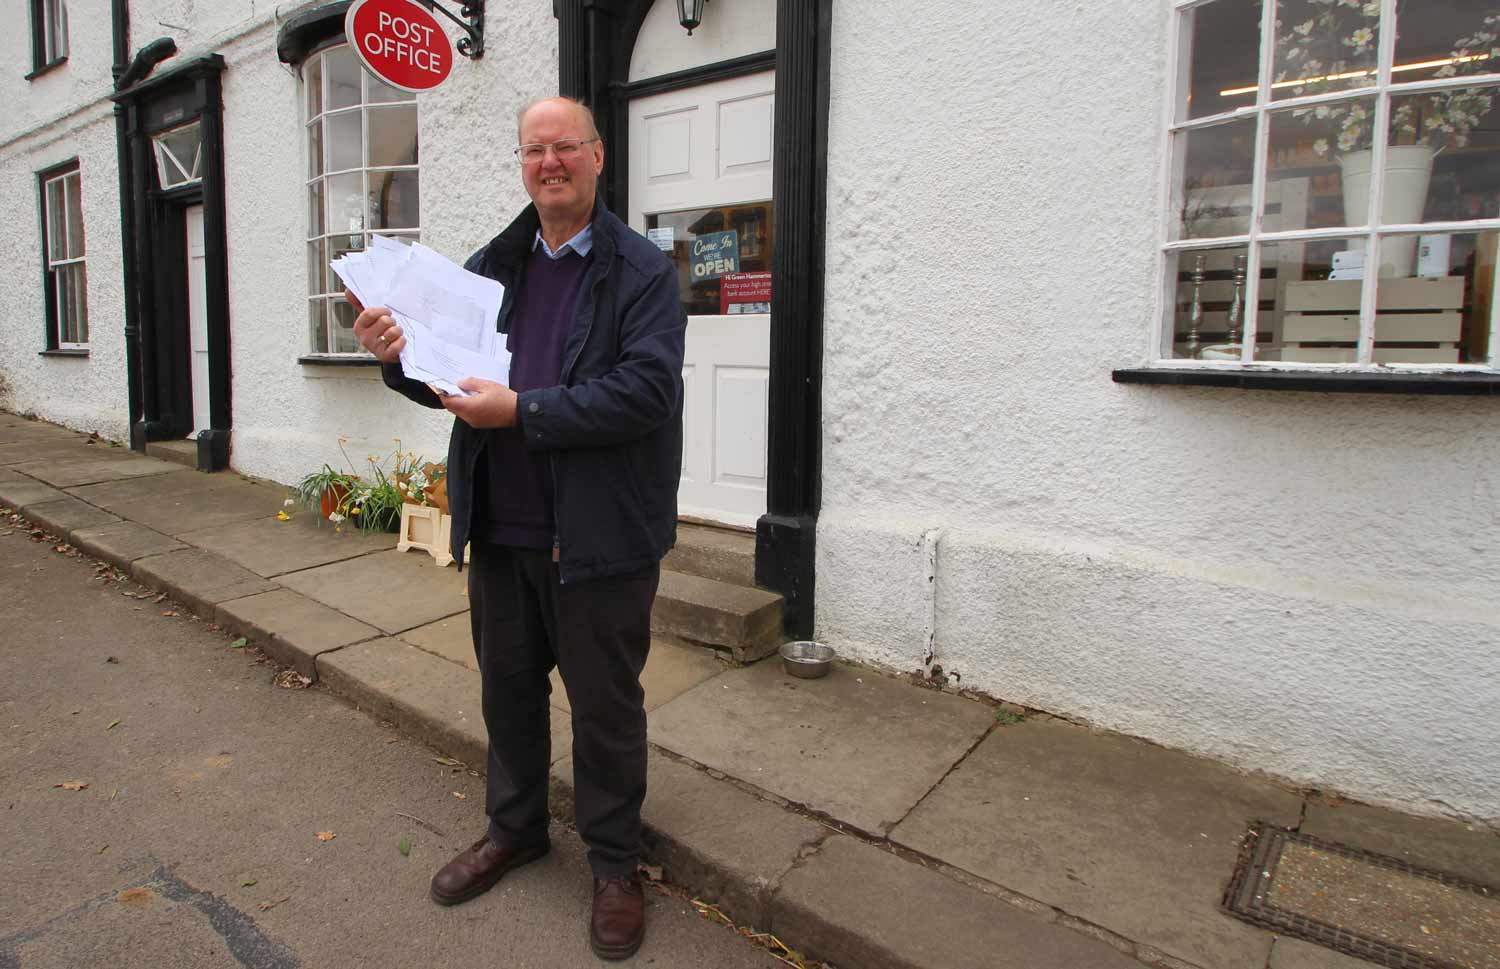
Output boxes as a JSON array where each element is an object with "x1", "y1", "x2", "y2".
[
  {"x1": 1185, "y1": 254, "x2": 1207, "y2": 358},
  {"x1": 1225, "y1": 253, "x2": 1248, "y2": 347}
]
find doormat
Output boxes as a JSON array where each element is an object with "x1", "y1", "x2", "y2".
[{"x1": 1223, "y1": 822, "x2": 1500, "y2": 969}]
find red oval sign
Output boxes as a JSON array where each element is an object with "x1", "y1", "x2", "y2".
[{"x1": 345, "y1": 0, "x2": 452, "y2": 93}]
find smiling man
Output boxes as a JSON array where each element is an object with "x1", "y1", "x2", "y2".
[{"x1": 348, "y1": 96, "x2": 686, "y2": 959}]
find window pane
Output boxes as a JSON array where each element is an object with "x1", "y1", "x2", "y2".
[
  {"x1": 367, "y1": 105, "x2": 419, "y2": 167},
  {"x1": 45, "y1": 178, "x2": 66, "y2": 263},
  {"x1": 645, "y1": 202, "x2": 775, "y2": 317},
  {"x1": 325, "y1": 47, "x2": 362, "y2": 111},
  {"x1": 1386, "y1": 84, "x2": 1499, "y2": 224},
  {"x1": 308, "y1": 239, "x2": 326, "y2": 296},
  {"x1": 1273, "y1": 0, "x2": 1382, "y2": 102},
  {"x1": 1171, "y1": 118, "x2": 1256, "y2": 240},
  {"x1": 56, "y1": 268, "x2": 75, "y2": 344},
  {"x1": 326, "y1": 110, "x2": 362, "y2": 173},
  {"x1": 306, "y1": 53, "x2": 323, "y2": 118},
  {"x1": 1265, "y1": 97, "x2": 1376, "y2": 230},
  {"x1": 1178, "y1": 0, "x2": 1262, "y2": 121},
  {"x1": 308, "y1": 181, "x2": 325, "y2": 238},
  {"x1": 309, "y1": 300, "x2": 330, "y2": 353},
  {"x1": 308, "y1": 118, "x2": 324, "y2": 178},
  {"x1": 1393, "y1": 4, "x2": 1499, "y2": 85},
  {"x1": 366, "y1": 73, "x2": 413, "y2": 104},
  {"x1": 1166, "y1": 244, "x2": 1251, "y2": 359},
  {"x1": 370, "y1": 170, "x2": 419, "y2": 229},
  {"x1": 327, "y1": 173, "x2": 365, "y2": 243},
  {"x1": 71, "y1": 263, "x2": 87, "y2": 344},
  {"x1": 1374, "y1": 232, "x2": 1493, "y2": 363},
  {"x1": 331, "y1": 298, "x2": 363, "y2": 353},
  {"x1": 328, "y1": 232, "x2": 365, "y2": 293},
  {"x1": 1270, "y1": 235, "x2": 1372, "y2": 363},
  {"x1": 65, "y1": 172, "x2": 84, "y2": 259}
]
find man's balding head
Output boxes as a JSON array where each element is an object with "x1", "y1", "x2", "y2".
[{"x1": 516, "y1": 96, "x2": 599, "y2": 142}]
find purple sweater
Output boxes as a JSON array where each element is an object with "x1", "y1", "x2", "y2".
[{"x1": 471, "y1": 245, "x2": 593, "y2": 549}]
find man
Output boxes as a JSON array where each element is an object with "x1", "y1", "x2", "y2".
[{"x1": 348, "y1": 96, "x2": 685, "y2": 960}]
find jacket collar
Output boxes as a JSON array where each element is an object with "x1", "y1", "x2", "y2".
[{"x1": 484, "y1": 195, "x2": 616, "y2": 275}]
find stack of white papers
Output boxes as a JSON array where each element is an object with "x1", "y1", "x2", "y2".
[{"x1": 331, "y1": 235, "x2": 510, "y2": 398}]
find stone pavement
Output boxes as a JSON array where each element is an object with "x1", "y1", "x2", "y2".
[{"x1": 3, "y1": 411, "x2": 1496, "y2": 969}]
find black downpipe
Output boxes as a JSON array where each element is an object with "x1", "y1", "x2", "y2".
[{"x1": 111, "y1": 0, "x2": 143, "y2": 448}]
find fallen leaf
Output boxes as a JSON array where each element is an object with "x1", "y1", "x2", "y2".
[
  {"x1": 275, "y1": 511, "x2": 291, "y2": 521},
  {"x1": 273, "y1": 670, "x2": 312, "y2": 689},
  {"x1": 98, "y1": 845, "x2": 109, "y2": 854},
  {"x1": 398, "y1": 837, "x2": 411, "y2": 856},
  {"x1": 240, "y1": 878, "x2": 258, "y2": 887},
  {"x1": 384, "y1": 737, "x2": 398, "y2": 744},
  {"x1": 639, "y1": 863, "x2": 664, "y2": 883},
  {"x1": 451, "y1": 792, "x2": 466, "y2": 800},
  {"x1": 432, "y1": 756, "x2": 462, "y2": 767},
  {"x1": 106, "y1": 719, "x2": 121, "y2": 730},
  {"x1": 54, "y1": 781, "x2": 89, "y2": 791},
  {"x1": 161, "y1": 611, "x2": 178, "y2": 618},
  {"x1": 316, "y1": 831, "x2": 335, "y2": 842},
  {"x1": 54, "y1": 544, "x2": 67, "y2": 553},
  {"x1": 258, "y1": 895, "x2": 291, "y2": 912},
  {"x1": 229, "y1": 638, "x2": 248, "y2": 649},
  {"x1": 105, "y1": 656, "x2": 119, "y2": 664}
]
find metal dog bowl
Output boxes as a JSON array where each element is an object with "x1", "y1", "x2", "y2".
[{"x1": 779, "y1": 640, "x2": 835, "y2": 679}]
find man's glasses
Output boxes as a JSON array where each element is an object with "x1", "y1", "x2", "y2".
[{"x1": 513, "y1": 138, "x2": 599, "y2": 164}]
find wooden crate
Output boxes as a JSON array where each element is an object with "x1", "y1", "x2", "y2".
[{"x1": 1279, "y1": 276, "x2": 1465, "y2": 362}]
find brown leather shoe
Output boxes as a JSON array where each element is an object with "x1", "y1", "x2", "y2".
[
  {"x1": 429, "y1": 836, "x2": 549, "y2": 905},
  {"x1": 590, "y1": 873, "x2": 645, "y2": 960}
]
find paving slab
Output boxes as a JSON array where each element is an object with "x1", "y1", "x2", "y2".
[
  {"x1": 0, "y1": 479, "x2": 68, "y2": 510},
  {"x1": 23, "y1": 496, "x2": 122, "y2": 536},
  {"x1": 11, "y1": 454, "x2": 178, "y2": 487},
  {"x1": 555, "y1": 638, "x2": 725, "y2": 714},
  {"x1": 890, "y1": 717, "x2": 1292, "y2": 969},
  {"x1": 277, "y1": 549, "x2": 469, "y2": 634},
  {"x1": 66, "y1": 469, "x2": 232, "y2": 509},
  {"x1": 316, "y1": 637, "x2": 571, "y2": 772},
  {"x1": 132, "y1": 548, "x2": 281, "y2": 616},
  {"x1": 1301, "y1": 801, "x2": 1500, "y2": 887},
  {"x1": 176, "y1": 513, "x2": 396, "y2": 578},
  {"x1": 70, "y1": 521, "x2": 188, "y2": 566},
  {"x1": 772, "y1": 835, "x2": 1143, "y2": 969},
  {"x1": 399, "y1": 613, "x2": 475, "y2": 669},
  {"x1": 215, "y1": 588, "x2": 383, "y2": 678},
  {"x1": 639, "y1": 751, "x2": 827, "y2": 927},
  {"x1": 647, "y1": 662, "x2": 994, "y2": 835},
  {"x1": 1268, "y1": 937, "x2": 1384, "y2": 969},
  {"x1": 104, "y1": 479, "x2": 287, "y2": 536}
]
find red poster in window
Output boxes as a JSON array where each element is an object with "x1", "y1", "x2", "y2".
[
  {"x1": 719, "y1": 271, "x2": 773, "y2": 315},
  {"x1": 345, "y1": 0, "x2": 453, "y2": 92}
]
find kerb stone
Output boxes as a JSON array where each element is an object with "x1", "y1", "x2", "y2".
[{"x1": 216, "y1": 589, "x2": 382, "y2": 679}]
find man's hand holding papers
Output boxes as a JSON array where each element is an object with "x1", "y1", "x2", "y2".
[
  {"x1": 438, "y1": 377, "x2": 518, "y2": 429},
  {"x1": 333, "y1": 235, "x2": 510, "y2": 397}
]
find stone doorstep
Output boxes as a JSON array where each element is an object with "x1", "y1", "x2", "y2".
[
  {"x1": 662, "y1": 523, "x2": 757, "y2": 588},
  {"x1": 144, "y1": 439, "x2": 198, "y2": 469},
  {"x1": 653, "y1": 569, "x2": 783, "y2": 664}
]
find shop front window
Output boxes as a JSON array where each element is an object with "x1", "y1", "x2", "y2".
[
  {"x1": 646, "y1": 201, "x2": 774, "y2": 316},
  {"x1": 40, "y1": 162, "x2": 87, "y2": 349},
  {"x1": 304, "y1": 44, "x2": 420, "y2": 355},
  {"x1": 1164, "y1": 0, "x2": 1499, "y2": 368}
]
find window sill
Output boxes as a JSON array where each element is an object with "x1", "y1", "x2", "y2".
[
  {"x1": 39, "y1": 347, "x2": 89, "y2": 358},
  {"x1": 25, "y1": 57, "x2": 68, "y2": 81},
  {"x1": 1112, "y1": 367, "x2": 1500, "y2": 396},
  {"x1": 298, "y1": 354, "x2": 378, "y2": 367}
]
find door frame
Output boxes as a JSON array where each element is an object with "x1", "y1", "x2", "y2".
[
  {"x1": 111, "y1": 55, "x2": 233, "y2": 471},
  {"x1": 557, "y1": 0, "x2": 830, "y2": 638}
]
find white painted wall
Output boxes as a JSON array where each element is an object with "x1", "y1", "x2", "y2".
[
  {"x1": 818, "y1": 0, "x2": 1500, "y2": 820},
  {"x1": 629, "y1": 0, "x2": 776, "y2": 81},
  {"x1": 4, "y1": 0, "x2": 1497, "y2": 822}
]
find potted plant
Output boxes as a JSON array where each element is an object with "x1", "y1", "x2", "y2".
[{"x1": 294, "y1": 464, "x2": 358, "y2": 523}]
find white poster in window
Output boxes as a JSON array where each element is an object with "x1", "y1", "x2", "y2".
[{"x1": 647, "y1": 227, "x2": 674, "y2": 252}]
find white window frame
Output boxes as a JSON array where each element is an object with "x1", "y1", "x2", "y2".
[
  {"x1": 1157, "y1": 0, "x2": 1500, "y2": 373},
  {"x1": 303, "y1": 43, "x2": 421, "y2": 357},
  {"x1": 41, "y1": 165, "x2": 87, "y2": 350}
]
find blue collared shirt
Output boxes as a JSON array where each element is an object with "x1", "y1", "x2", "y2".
[{"x1": 533, "y1": 224, "x2": 594, "y2": 260}]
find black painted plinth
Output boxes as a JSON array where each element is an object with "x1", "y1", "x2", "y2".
[{"x1": 756, "y1": 513, "x2": 816, "y2": 640}]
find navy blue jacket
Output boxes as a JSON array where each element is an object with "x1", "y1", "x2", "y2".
[{"x1": 381, "y1": 199, "x2": 686, "y2": 581}]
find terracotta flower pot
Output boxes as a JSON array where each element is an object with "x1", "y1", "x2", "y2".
[{"x1": 320, "y1": 483, "x2": 350, "y2": 519}]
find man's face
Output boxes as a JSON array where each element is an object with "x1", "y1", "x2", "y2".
[{"x1": 518, "y1": 100, "x2": 604, "y2": 224}]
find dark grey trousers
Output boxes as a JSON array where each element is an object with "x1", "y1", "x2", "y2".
[{"x1": 467, "y1": 540, "x2": 658, "y2": 877}]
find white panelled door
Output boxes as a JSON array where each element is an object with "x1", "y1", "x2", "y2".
[
  {"x1": 629, "y1": 72, "x2": 774, "y2": 529},
  {"x1": 185, "y1": 204, "x2": 211, "y2": 438}
]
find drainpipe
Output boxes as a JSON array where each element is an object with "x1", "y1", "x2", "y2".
[
  {"x1": 111, "y1": 0, "x2": 141, "y2": 448},
  {"x1": 921, "y1": 528, "x2": 941, "y2": 675}
]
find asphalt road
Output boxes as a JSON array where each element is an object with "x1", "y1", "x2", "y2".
[{"x1": 0, "y1": 511, "x2": 783, "y2": 969}]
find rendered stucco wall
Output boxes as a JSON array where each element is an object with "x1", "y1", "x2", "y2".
[{"x1": 817, "y1": 0, "x2": 1500, "y2": 820}]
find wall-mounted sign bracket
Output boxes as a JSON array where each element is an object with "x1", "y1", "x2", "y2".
[{"x1": 411, "y1": 0, "x2": 485, "y2": 59}]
